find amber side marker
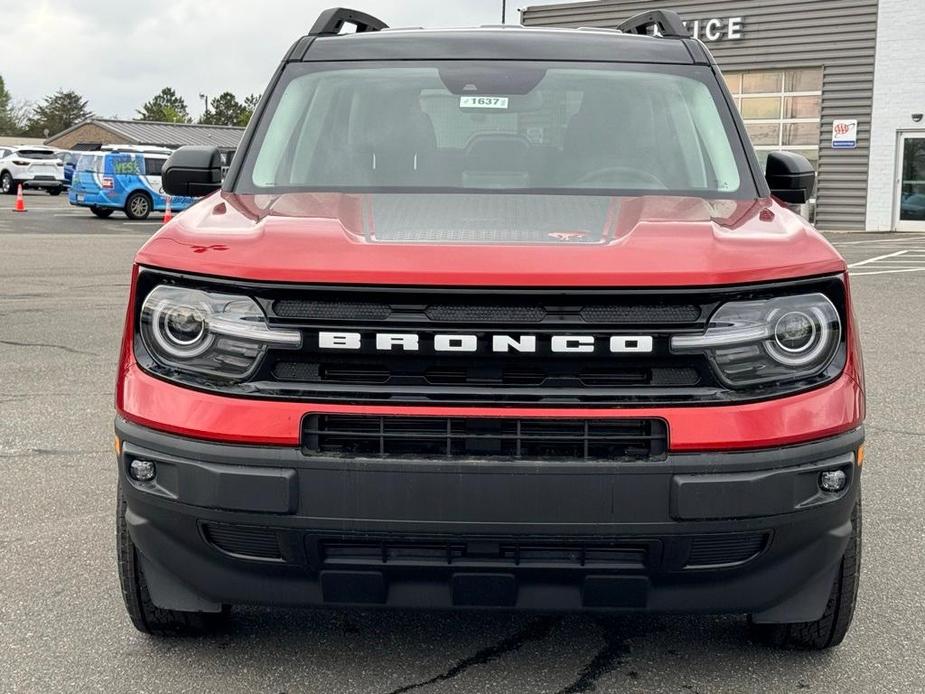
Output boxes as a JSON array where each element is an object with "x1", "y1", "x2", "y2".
[
  {"x1": 114, "y1": 436, "x2": 122, "y2": 456},
  {"x1": 856, "y1": 445, "x2": 865, "y2": 467}
]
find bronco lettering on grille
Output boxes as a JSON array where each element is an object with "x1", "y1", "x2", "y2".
[{"x1": 318, "y1": 332, "x2": 655, "y2": 354}]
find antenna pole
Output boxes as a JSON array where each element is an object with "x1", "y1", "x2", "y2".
[{"x1": 502, "y1": 0, "x2": 507, "y2": 24}]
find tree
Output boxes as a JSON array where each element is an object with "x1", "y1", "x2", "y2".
[
  {"x1": 200, "y1": 91, "x2": 245, "y2": 126},
  {"x1": 239, "y1": 94, "x2": 261, "y2": 127},
  {"x1": 136, "y1": 87, "x2": 191, "y2": 123},
  {"x1": 0, "y1": 75, "x2": 17, "y2": 135},
  {"x1": 24, "y1": 89, "x2": 92, "y2": 138}
]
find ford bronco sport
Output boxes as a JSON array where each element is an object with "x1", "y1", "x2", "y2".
[{"x1": 115, "y1": 8, "x2": 865, "y2": 649}]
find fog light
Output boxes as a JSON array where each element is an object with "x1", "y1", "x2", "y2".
[
  {"x1": 819, "y1": 470, "x2": 847, "y2": 493},
  {"x1": 129, "y1": 459, "x2": 157, "y2": 482}
]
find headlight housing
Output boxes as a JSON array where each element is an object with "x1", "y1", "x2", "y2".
[
  {"x1": 139, "y1": 285, "x2": 301, "y2": 380},
  {"x1": 671, "y1": 293, "x2": 842, "y2": 388}
]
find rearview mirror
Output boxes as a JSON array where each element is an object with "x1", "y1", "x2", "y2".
[
  {"x1": 765, "y1": 151, "x2": 816, "y2": 205},
  {"x1": 162, "y1": 146, "x2": 223, "y2": 197}
]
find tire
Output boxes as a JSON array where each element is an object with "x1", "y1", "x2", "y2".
[
  {"x1": 116, "y1": 483, "x2": 230, "y2": 636},
  {"x1": 48, "y1": 187, "x2": 63, "y2": 196},
  {"x1": 0, "y1": 171, "x2": 15, "y2": 195},
  {"x1": 91, "y1": 206, "x2": 114, "y2": 219},
  {"x1": 749, "y1": 497, "x2": 862, "y2": 650},
  {"x1": 124, "y1": 191, "x2": 152, "y2": 220}
]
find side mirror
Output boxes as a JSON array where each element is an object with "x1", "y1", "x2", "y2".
[
  {"x1": 765, "y1": 151, "x2": 816, "y2": 205},
  {"x1": 162, "y1": 146, "x2": 223, "y2": 197}
]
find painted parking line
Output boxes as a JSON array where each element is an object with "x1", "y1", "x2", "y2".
[
  {"x1": 833, "y1": 235, "x2": 925, "y2": 246},
  {"x1": 847, "y1": 248, "x2": 925, "y2": 276},
  {"x1": 865, "y1": 259, "x2": 925, "y2": 264},
  {"x1": 852, "y1": 268, "x2": 925, "y2": 277},
  {"x1": 848, "y1": 250, "x2": 910, "y2": 268}
]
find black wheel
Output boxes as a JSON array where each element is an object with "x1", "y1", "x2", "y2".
[
  {"x1": 91, "y1": 206, "x2": 114, "y2": 219},
  {"x1": 0, "y1": 172, "x2": 15, "y2": 195},
  {"x1": 749, "y1": 497, "x2": 861, "y2": 650},
  {"x1": 48, "y1": 187, "x2": 63, "y2": 196},
  {"x1": 124, "y1": 191, "x2": 152, "y2": 220},
  {"x1": 116, "y1": 483, "x2": 230, "y2": 636}
]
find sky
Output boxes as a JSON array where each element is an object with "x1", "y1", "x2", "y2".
[{"x1": 0, "y1": 0, "x2": 527, "y2": 121}]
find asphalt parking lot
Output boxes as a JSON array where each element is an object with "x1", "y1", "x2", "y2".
[{"x1": 1, "y1": 192, "x2": 923, "y2": 694}]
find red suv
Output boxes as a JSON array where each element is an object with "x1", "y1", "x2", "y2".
[{"x1": 115, "y1": 8, "x2": 865, "y2": 649}]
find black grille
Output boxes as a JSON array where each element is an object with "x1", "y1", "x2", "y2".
[
  {"x1": 203, "y1": 524, "x2": 283, "y2": 561},
  {"x1": 257, "y1": 286, "x2": 729, "y2": 405},
  {"x1": 270, "y1": 298, "x2": 703, "y2": 326},
  {"x1": 686, "y1": 534, "x2": 769, "y2": 568},
  {"x1": 426, "y1": 305, "x2": 547, "y2": 323},
  {"x1": 273, "y1": 362, "x2": 321, "y2": 382},
  {"x1": 303, "y1": 415, "x2": 668, "y2": 461},
  {"x1": 580, "y1": 304, "x2": 701, "y2": 324},
  {"x1": 319, "y1": 538, "x2": 649, "y2": 570},
  {"x1": 274, "y1": 362, "x2": 701, "y2": 389},
  {"x1": 274, "y1": 300, "x2": 392, "y2": 321}
]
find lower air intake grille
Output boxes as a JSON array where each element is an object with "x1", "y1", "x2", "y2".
[
  {"x1": 303, "y1": 415, "x2": 668, "y2": 461},
  {"x1": 203, "y1": 524, "x2": 283, "y2": 561},
  {"x1": 319, "y1": 539, "x2": 649, "y2": 570},
  {"x1": 686, "y1": 533, "x2": 769, "y2": 568}
]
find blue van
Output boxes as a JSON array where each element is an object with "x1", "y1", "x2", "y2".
[{"x1": 68, "y1": 148, "x2": 195, "y2": 220}]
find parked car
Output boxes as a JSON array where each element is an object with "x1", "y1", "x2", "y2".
[
  {"x1": 114, "y1": 8, "x2": 865, "y2": 650},
  {"x1": 68, "y1": 147, "x2": 195, "y2": 220},
  {"x1": 0, "y1": 146, "x2": 65, "y2": 195}
]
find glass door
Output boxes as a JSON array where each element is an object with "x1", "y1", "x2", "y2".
[{"x1": 896, "y1": 133, "x2": 925, "y2": 231}]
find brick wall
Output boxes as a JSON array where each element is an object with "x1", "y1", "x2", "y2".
[{"x1": 866, "y1": 0, "x2": 925, "y2": 230}]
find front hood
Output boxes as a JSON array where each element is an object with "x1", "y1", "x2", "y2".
[{"x1": 135, "y1": 192, "x2": 846, "y2": 286}]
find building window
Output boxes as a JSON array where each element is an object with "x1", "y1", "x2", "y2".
[{"x1": 725, "y1": 68, "x2": 822, "y2": 171}]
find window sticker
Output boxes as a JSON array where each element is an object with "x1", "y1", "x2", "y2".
[{"x1": 460, "y1": 96, "x2": 510, "y2": 110}]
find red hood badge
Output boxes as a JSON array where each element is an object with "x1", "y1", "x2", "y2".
[{"x1": 548, "y1": 232, "x2": 588, "y2": 242}]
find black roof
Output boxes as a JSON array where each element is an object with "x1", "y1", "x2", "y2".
[{"x1": 290, "y1": 27, "x2": 705, "y2": 65}]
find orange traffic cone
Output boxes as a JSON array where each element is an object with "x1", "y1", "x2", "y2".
[
  {"x1": 162, "y1": 196, "x2": 173, "y2": 223},
  {"x1": 13, "y1": 184, "x2": 26, "y2": 213}
]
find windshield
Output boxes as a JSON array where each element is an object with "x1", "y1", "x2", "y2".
[{"x1": 236, "y1": 61, "x2": 753, "y2": 198}]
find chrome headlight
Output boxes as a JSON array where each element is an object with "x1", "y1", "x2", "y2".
[
  {"x1": 671, "y1": 293, "x2": 841, "y2": 387},
  {"x1": 140, "y1": 286, "x2": 301, "y2": 380}
]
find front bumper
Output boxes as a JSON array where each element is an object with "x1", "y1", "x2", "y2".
[{"x1": 117, "y1": 419, "x2": 862, "y2": 621}]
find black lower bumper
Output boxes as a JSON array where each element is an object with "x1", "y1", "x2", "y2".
[
  {"x1": 116, "y1": 419, "x2": 863, "y2": 622},
  {"x1": 22, "y1": 178, "x2": 63, "y2": 190}
]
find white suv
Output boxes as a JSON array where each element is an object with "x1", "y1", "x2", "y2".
[{"x1": 0, "y1": 146, "x2": 66, "y2": 196}]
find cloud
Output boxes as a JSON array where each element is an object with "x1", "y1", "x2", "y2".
[{"x1": 0, "y1": 0, "x2": 514, "y2": 119}]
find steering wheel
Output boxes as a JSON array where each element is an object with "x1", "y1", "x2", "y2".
[{"x1": 574, "y1": 166, "x2": 666, "y2": 189}]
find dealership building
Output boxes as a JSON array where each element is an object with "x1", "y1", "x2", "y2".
[{"x1": 521, "y1": 0, "x2": 925, "y2": 232}]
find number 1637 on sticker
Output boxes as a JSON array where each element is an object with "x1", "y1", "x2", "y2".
[{"x1": 460, "y1": 96, "x2": 510, "y2": 109}]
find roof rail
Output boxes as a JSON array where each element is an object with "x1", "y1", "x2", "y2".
[
  {"x1": 309, "y1": 7, "x2": 389, "y2": 36},
  {"x1": 618, "y1": 10, "x2": 688, "y2": 39}
]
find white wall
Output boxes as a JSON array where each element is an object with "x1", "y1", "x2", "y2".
[{"x1": 866, "y1": 0, "x2": 925, "y2": 231}]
